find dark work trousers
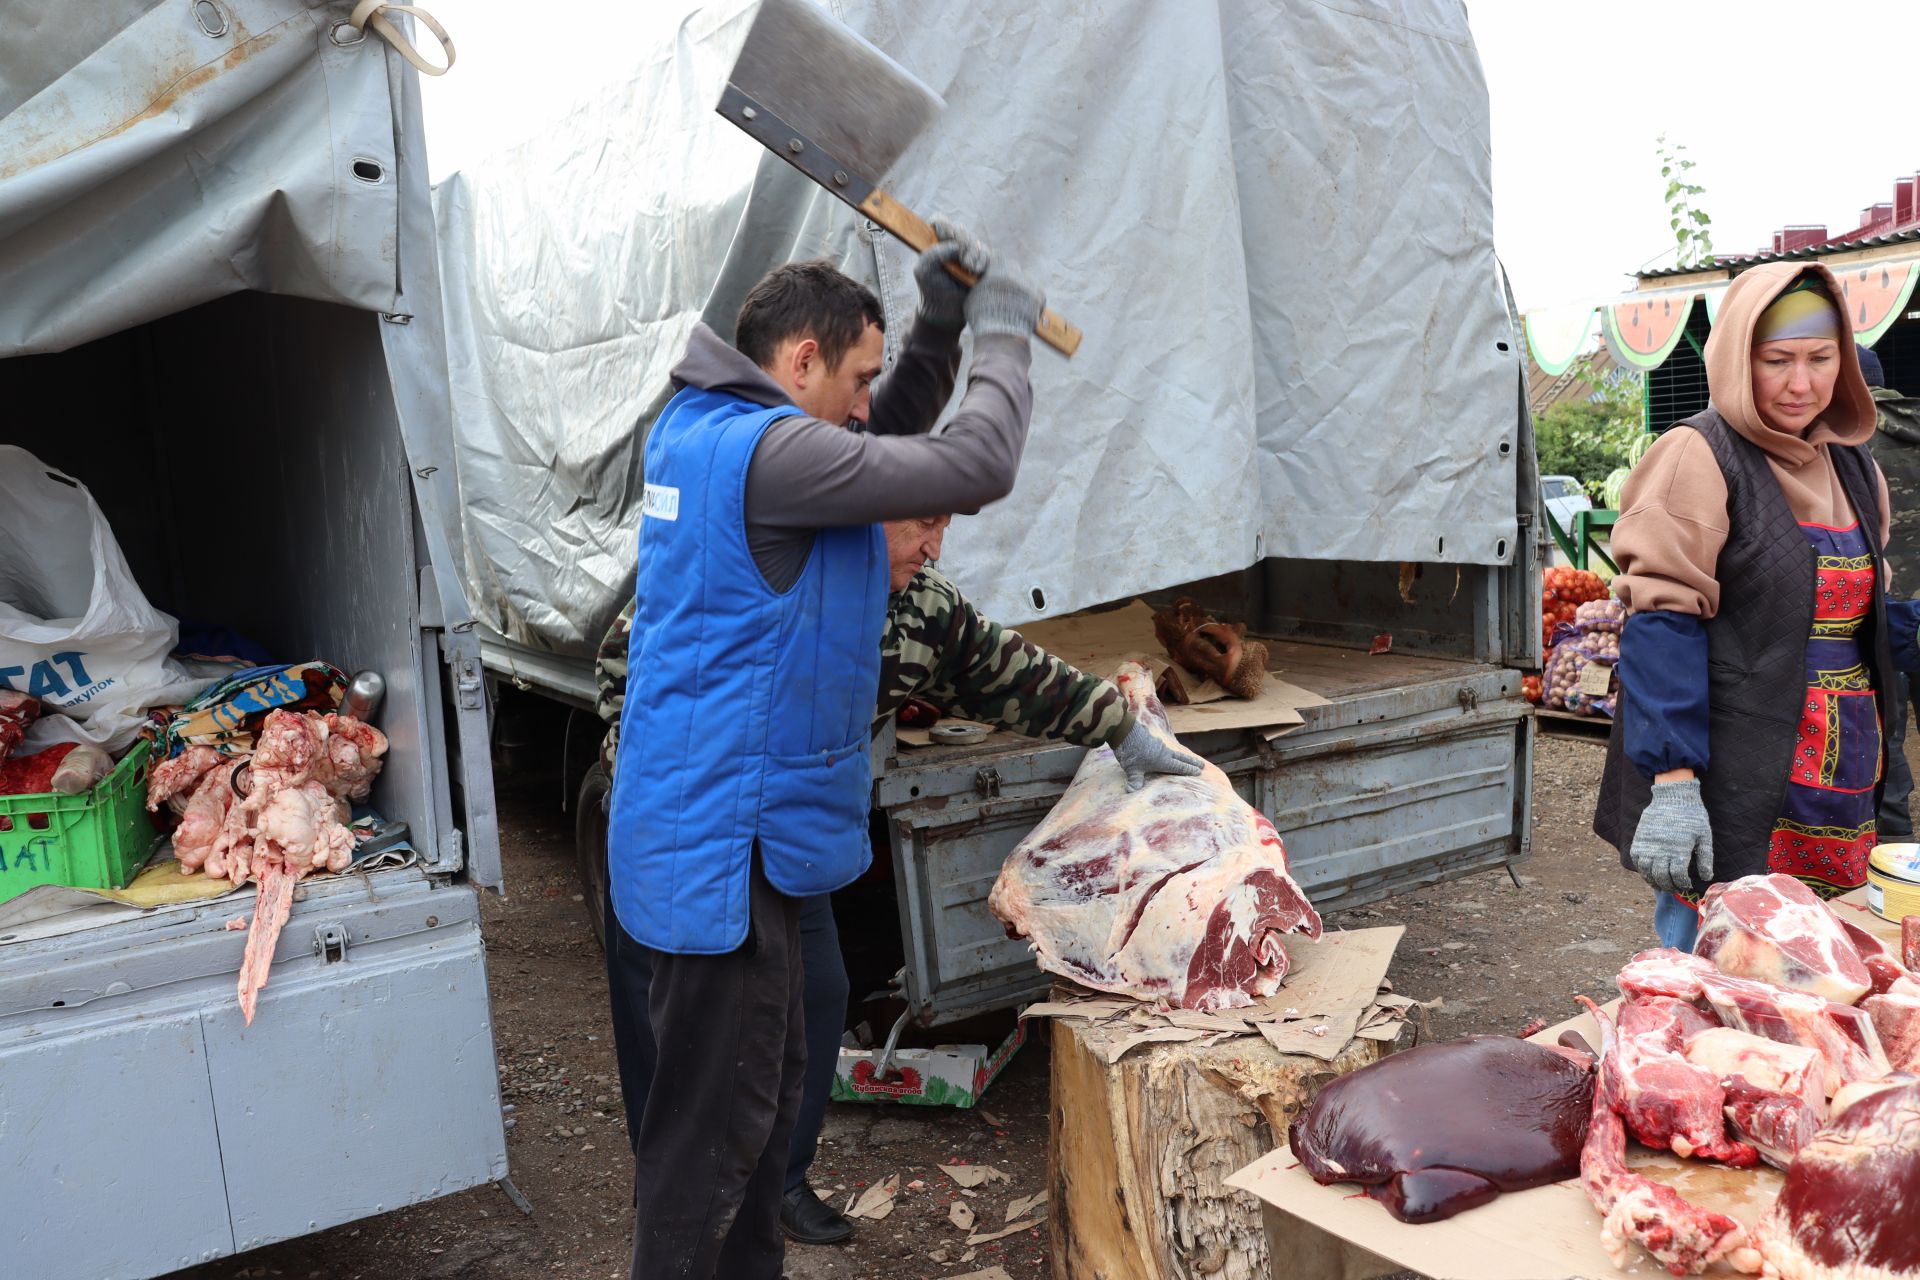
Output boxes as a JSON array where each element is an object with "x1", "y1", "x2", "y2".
[
  {"x1": 607, "y1": 890, "x2": 849, "y2": 1197},
  {"x1": 1880, "y1": 672, "x2": 1916, "y2": 840},
  {"x1": 605, "y1": 859, "x2": 805, "y2": 1280}
]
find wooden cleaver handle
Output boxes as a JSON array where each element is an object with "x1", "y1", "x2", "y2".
[{"x1": 861, "y1": 189, "x2": 1082, "y2": 358}]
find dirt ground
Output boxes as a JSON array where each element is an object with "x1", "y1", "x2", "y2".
[{"x1": 173, "y1": 726, "x2": 1893, "y2": 1280}]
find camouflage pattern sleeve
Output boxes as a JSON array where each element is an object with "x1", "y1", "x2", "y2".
[
  {"x1": 594, "y1": 598, "x2": 635, "y2": 772},
  {"x1": 877, "y1": 569, "x2": 1134, "y2": 747}
]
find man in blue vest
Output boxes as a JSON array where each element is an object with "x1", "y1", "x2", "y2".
[{"x1": 607, "y1": 224, "x2": 1046, "y2": 1280}]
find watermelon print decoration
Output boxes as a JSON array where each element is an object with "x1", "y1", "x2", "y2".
[
  {"x1": 1604, "y1": 290, "x2": 1695, "y2": 370},
  {"x1": 1837, "y1": 258, "x2": 1920, "y2": 347}
]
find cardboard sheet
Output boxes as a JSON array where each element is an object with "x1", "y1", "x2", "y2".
[
  {"x1": 1014, "y1": 601, "x2": 1329, "y2": 738},
  {"x1": 1228, "y1": 1142, "x2": 1781, "y2": 1280},
  {"x1": 1019, "y1": 926, "x2": 1405, "y2": 1062}
]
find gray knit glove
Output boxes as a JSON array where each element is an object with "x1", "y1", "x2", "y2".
[
  {"x1": 1111, "y1": 721, "x2": 1206, "y2": 792},
  {"x1": 963, "y1": 258, "x2": 1045, "y2": 340},
  {"x1": 912, "y1": 217, "x2": 991, "y2": 331},
  {"x1": 1630, "y1": 778, "x2": 1714, "y2": 894}
]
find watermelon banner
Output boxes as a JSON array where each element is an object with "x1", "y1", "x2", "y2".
[
  {"x1": 1835, "y1": 258, "x2": 1920, "y2": 347},
  {"x1": 1601, "y1": 289, "x2": 1697, "y2": 371},
  {"x1": 1523, "y1": 303, "x2": 1599, "y2": 376}
]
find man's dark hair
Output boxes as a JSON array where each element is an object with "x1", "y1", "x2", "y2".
[{"x1": 735, "y1": 259, "x2": 885, "y2": 372}]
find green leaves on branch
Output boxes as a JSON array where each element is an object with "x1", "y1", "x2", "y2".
[{"x1": 1657, "y1": 134, "x2": 1714, "y2": 268}]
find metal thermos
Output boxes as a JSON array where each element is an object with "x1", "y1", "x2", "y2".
[{"x1": 342, "y1": 670, "x2": 386, "y2": 723}]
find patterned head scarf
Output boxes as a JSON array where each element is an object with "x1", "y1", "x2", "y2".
[{"x1": 1753, "y1": 277, "x2": 1840, "y2": 343}]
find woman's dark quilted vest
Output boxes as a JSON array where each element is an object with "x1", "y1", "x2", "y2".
[{"x1": 1593, "y1": 408, "x2": 1894, "y2": 890}]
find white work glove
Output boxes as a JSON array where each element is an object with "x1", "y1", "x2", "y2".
[
  {"x1": 963, "y1": 258, "x2": 1045, "y2": 341},
  {"x1": 912, "y1": 217, "x2": 991, "y2": 331},
  {"x1": 1629, "y1": 778, "x2": 1714, "y2": 895},
  {"x1": 1111, "y1": 721, "x2": 1206, "y2": 792}
]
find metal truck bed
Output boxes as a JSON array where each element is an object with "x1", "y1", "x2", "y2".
[
  {"x1": 874, "y1": 642, "x2": 1532, "y2": 1025},
  {"x1": 0, "y1": 867, "x2": 504, "y2": 1278}
]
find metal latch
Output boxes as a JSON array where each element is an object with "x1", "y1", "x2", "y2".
[
  {"x1": 455, "y1": 656, "x2": 485, "y2": 710},
  {"x1": 1458, "y1": 685, "x2": 1480, "y2": 712},
  {"x1": 973, "y1": 766, "x2": 1001, "y2": 799},
  {"x1": 315, "y1": 923, "x2": 350, "y2": 963}
]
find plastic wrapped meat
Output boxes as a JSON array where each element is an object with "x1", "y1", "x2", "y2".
[
  {"x1": 1752, "y1": 1076, "x2": 1920, "y2": 1279},
  {"x1": 1287, "y1": 1035, "x2": 1595, "y2": 1223},
  {"x1": 1695, "y1": 874, "x2": 1872, "y2": 1005},
  {"x1": 989, "y1": 662, "x2": 1319, "y2": 1009}
]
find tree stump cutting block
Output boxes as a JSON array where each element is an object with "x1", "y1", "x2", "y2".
[{"x1": 1049, "y1": 1015, "x2": 1390, "y2": 1280}]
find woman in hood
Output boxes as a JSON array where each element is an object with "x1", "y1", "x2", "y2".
[{"x1": 1594, "y1": 262, "x2": 1920, "y2": 950}]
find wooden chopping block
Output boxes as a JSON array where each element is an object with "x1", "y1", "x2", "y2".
[{"x1": 1049, "y1": 1015, "x2": 1390, "y2": 1280}]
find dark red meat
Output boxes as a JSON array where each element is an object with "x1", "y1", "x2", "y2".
[
  {"x1": 0, "y1": 741, "x2": 79, "y2": 796},
  {"x1": 1287, "y1": 1035, "x2": 1594, "y2": 1223},
  {"x1": 0, "y1": 690, "x2": 39, "y2": 768},
  {"x1": 1753, "y1": 1077, "x2": 1920, "y2": 1276}
]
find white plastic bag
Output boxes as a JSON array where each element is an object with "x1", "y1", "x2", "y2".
[{"x1": 0, "y1": 446, "x2": 213, "y2": 753}]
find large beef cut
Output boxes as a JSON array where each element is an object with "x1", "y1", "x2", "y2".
[
  {"x1": 1610, "y1": 996, "x2": 1757, "y2": 1165},
  {"x1": 1751, "y1": 1076, "x2": 1920, "y2": 1279},
  {"x1": 989, "y1": 661, "x2": 1319, "y2": 1009},
  {"x1": 1696, "y1": 969, "x2": 1891, "y2": 1092},
  {"x1": 1695, "y1": 874, "x2": 1872, "y2": 1004},
  {"x1": 1287, "y1": 1035, "x2": 1594, "y2": 1223},
  {"x1": 1575, "y1": 998, "x2": 1761, "y2": 1275}
]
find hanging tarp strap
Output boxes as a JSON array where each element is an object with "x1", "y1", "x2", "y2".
[{"x1": 350, "y1": 0, "x2": 456, "y2": 76}]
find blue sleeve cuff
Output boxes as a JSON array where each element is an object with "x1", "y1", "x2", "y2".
[
  {"x1": 1889, "y1": 598, "x2": 1920, "y2": 673},
  {"x1": 1618, "y1": 610, "x2": 1710, "y2": 778}
]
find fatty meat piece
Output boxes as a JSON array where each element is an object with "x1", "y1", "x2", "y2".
[
  {"x1": 1752, "y1": 1076, "x2": 1920, "y2": 1280},
  {"x1": 1696, "y1": 969, "x2": 1891, "y2": 1093},
  {"x1": 1719, "y1": 1077, "x2": 1822, "y2": 1172},
  {"x1": 1611, "y1": 996, "x2": 1757, "y2": 1165},
  {"x1": 988, "y1": 662, "x2": 1318, "y2": 1010},
  {"x1": 1287, "y1": 1035, "x2": 1594, "y2": 1223},
  {"x1": 147, "y1": 743, "x2": 223, "y2": 811},
  {"x1": 1617, "y1": 948, "x2": 1717, "y2": 1003},
  {"x1": 1575, "y1": 998, "x2": 1761, "y2": 1276},
  {"x1": 1863, "y1": 991, "x2": 1920, "y2": 1073},
  {"x1": 1694, "y1": 874, "x2": 1872, "y2": 1005},
  {"x1": 1682, "y1": 1028, "x2": 1827, "y2": 1111},
  {"x1": 1837, "y1": 917, "x2": 1920, "y2": 998}
]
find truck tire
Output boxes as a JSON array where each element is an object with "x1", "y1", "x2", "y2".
[{"x1": 574, "y1": 761, "x2": 612, "y2": 953}]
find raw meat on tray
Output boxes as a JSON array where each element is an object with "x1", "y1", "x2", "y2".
[{"x1": 988, "y1": 661, "x2": 1319, "y2": 1010}]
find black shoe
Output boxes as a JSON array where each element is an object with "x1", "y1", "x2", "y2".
[{"x1": 780, "y1": 1181, "x2": 855, "y2": 1245}]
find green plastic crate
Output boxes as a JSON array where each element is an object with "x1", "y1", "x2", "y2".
[{"x1": 0, "y1": 738, "x2": 155, "y2": 904}]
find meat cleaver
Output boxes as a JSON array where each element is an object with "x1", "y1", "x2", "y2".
[{"x1": 717, "y1": 0, "x2": 1081, "y2": 357}]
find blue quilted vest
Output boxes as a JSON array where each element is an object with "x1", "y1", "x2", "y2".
[{"x1": 607, "y1": 385, "x2": 887, "y2": 954}]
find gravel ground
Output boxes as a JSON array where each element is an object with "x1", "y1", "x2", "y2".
[{"x1": 172, "y1": 726, "x2": 1912, "y2": 1280}]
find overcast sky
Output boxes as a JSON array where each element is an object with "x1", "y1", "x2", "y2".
[{"x1": 421, "y1": 0, "x2": 1920, "y2": 314}]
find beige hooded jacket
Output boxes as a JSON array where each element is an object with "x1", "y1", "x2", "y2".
[{"x1": 1611, "y1": 260, "x2": 1889, "y2": 617}]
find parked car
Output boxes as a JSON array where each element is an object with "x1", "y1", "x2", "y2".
[{"x1": 1541, "y1": 474, "x2": 1594, "y2": 536}]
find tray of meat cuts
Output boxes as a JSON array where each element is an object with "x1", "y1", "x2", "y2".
[{"x1": 1229, "y1": 878, "x2": 1920, "y2": 1279}]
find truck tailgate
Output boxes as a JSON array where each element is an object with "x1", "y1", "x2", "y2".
[
  {"x1": 0, "y1": 869, "x2": 506, "y2": 1279},
  {"x1": 874, "y1": 644, "x2": 1529, "y2": 1025}
]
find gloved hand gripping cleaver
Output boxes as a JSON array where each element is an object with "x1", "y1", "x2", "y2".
[{"x1": 717, "y1": 0, "x2": 1081, "y2": 357}]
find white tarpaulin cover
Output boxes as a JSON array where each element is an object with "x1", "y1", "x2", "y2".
[
  {"x1": 435, "y1": 0, "x2": 1520, "y2": 655},
  {"x1": 0, "y1": 0, "x2": 403, "y2": 358}
]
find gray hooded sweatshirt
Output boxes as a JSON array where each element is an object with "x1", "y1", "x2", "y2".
[{"x1": 667, "y1": 316, "x2": 1034, "y2": 591}]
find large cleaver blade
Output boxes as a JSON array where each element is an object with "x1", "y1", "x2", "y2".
[{"x1": 719, "y1": 0, "x2": 1081, "y2": 357}]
